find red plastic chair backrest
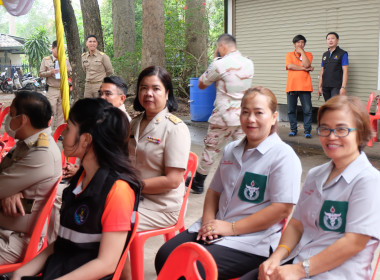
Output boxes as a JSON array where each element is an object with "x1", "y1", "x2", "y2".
[
  {"x1": 0, "y1": 106, "x2": 10, "y2": 132},
  {"x1": 372, "y1": 251, "x2": 380, "y2": 280},
  {"x1": 366, "y1": 92, "x2": 376, "y2": 113},
  {"x1": 0, "y1": 176, "x2": 61, "y2": 274},
  {"x1": 112, "y1": 212, "x2": 140, "y2": 280},
  {"x1": 176, "y1": 152, "x2": 198, "y2": 231},
  {"x1": 53, "y1": 123, "x2": 67, "y2": 143},
  {"x1": 157, "y1": 242, "x2": 218, "y2": 280}
]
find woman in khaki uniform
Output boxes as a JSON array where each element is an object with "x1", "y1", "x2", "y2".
[{"x1": 128, "y1": 66, "x2": 191, "y2": 231}]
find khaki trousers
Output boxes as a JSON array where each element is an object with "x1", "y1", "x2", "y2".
[
  {"x1": 84, "y1": 82, "x2": 102, "y2": 98},
  {"x1": 47, "y1": 87, "x2": 64, "y2": 131}
]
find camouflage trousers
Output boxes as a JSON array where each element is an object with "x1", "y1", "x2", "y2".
[{"x1": 198, "y1": 124, "x2": 244, "y2": 175}]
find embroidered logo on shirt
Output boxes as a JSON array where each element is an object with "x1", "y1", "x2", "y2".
[
  {"x1": 334, "y1": 55, "x2": 338, "y2": 59},
  {"x1": 319, "y1": 200, "x2": 348, "y2": 233},
  {"x1": 74, "y1": 204, "x2": 90, "y2": 225},
  {"x1": 238, "y1": 172, "x2": 267, "y2": 204},
  {"x1": 323, "y1": 56, "x2": 327, "y2": 61}
]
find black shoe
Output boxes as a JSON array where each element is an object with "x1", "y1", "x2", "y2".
[
  {"x1": 186, "y1": 172, "x2": 207, "y2": 194},
  {"x1": 58, "y1": 135, "x2": 63, "y2": 141},
  {"x1": 0, "y1": 275, "x2": 10, "y2": 280}
]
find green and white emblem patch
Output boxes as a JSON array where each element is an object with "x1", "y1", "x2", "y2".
[
  {"x1": 319, "y1": 200, "x2": 348, "y2": 233},
  {"x1": 238, "y1": 172, "x2": 267, "y2": 203}
]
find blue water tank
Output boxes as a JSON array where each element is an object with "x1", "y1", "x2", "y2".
[{"x1": 189, "y1": 77, "x2": 216, "y2": 122}]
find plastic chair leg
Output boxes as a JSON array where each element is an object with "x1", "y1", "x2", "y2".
[
  {"x1": 130, "y1": 237, "x2": 147, "y2": 280},
  {"x1": 164, "y1": 232, "x2": 176, "y2": 242}
]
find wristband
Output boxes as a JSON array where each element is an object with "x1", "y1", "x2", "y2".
[{"x1": 278, "y1": 244, "x2": 291, "y2": 256}]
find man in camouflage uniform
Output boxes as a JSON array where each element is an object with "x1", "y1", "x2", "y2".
[
  {"x1": 39, "y1": 40, "x2": 72, "y2": 131},
  {"x1": 82, "y1": 35, "x2": 113, "y2": 98},
  {"x1": 187, "y1": 34, "x2": 254, "y2": 194}
]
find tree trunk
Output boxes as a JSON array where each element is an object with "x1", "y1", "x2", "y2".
[
  {"x1": 112, "y1": 0, "x2": 136, "y2": 58},
  {"x1": 61, "y1": 0, "x2": 86, "y2": 100},
  {"x1": 80, "y1": 0, "x2": 104, "y2": 51},
  {"x1": 141, "y1": 0, "x2": 165, "y2": 69},
  {"x1": 185, "y1": 0, "x2": 208, "y2": 77}
]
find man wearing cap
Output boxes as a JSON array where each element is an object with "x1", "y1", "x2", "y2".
[
  {"x1": 82, "y1": 35, "x2": 113, "y2": 98},
  {"x1": 0, "y1": 91, "x2": 62, "y2": 265},
  {"x1": 39, "y1": 40, "x2": 72, "y2": 131}
]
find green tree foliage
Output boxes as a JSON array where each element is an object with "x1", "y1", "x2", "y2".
[{"x1": 24, "y1": 26, "x2": 50, "y2": 73}]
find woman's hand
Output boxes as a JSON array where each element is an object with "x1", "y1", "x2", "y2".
[
  {"x1": 258, "y1": 257, "x2": 281, "y2": 280},
  {"x1": 264, "y1": 263, "x2": 304, "y2": 280},
  {"x1": 196, "y1": 219, "x2": 234, "y2": 241},
  {"x1": 63, "y1": 162, "x2": 79, "y2": 179}
]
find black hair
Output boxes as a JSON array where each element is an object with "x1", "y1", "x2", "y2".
[
  {"x1": 69, "y1": 98, "x2": 144, "y2": 189},
  {"x1": 52, "y1": 40, "x2": 57, "y2": 48},
  {"x1": 103, "y1": 76, "x2": 128, "y2": 96},
  {"x1": 86, "y1": 34, "x2": 98, "y2": 41},
  {"x1": 133, "y1": 66, "x2": 178, "y2": 112},
  {"x1": 293, "y1": 34, "x2": 306, "y2": 44},
  {"x1": 13, "y1": 90, "x2": 52, "y2": 129},
  {"x1": 217, "y1": 33, "x2": 236, "y2": 46},
  {"x1": 326, "y1": 32, "x2": 339, "y2": 40}
]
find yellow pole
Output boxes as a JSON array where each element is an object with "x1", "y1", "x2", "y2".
[{"x1": 53, "y1": 0, "x2": 70, "y2": 121}]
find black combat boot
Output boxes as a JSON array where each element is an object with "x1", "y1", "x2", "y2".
[{"x1": 186, "y1": 172, "x2": 207, "y2": 194}]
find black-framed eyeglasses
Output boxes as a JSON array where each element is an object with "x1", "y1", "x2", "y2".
[{"x1": 316, "y1": 126, "x2": 357, "y2": 137}]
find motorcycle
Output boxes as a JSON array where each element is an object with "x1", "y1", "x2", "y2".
[
  {"x1": 21, "y1": 75, "x2": 40, "y2": 91},
  {"x1": 0, "y1": 70, "x2": 13, "y2": 94}
]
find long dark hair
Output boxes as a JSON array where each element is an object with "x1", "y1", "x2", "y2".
[
  {"x1": 69, "y1": 98, "x2": 143, "y2": 189},
  {"x1": 133, "y1": 66, "x2": 178, "y2": 112}
]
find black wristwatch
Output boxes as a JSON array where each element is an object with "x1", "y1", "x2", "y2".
[{"x1": 302, "y1": 259, "x2": 310, "y2": 278}]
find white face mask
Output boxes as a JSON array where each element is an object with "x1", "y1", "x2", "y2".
[{"x1": 4, "y1": 114, "x2": 21, "y2": 139}]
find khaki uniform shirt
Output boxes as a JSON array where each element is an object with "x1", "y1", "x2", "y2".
[
  {"x1": 129, "y1": 108, "x2": 191, "y2": 212},
  {"x1": 81, "y1": 49, "x2": 113, "y2": 83},
  {"x1": 199, "y1": 51, "x2": 254, "y2": 127},
  {"x1": 39, "y1": 56, "x2": 72, "y2": 88},
  {"x1": 0, "y1": 127, "x2": 62, "y2": 235}
]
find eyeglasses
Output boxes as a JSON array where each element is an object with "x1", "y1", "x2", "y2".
[{"x1": 316, "y1": 126, "x2": 356, "y2": 137}]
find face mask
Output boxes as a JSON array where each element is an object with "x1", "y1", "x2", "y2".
[{"x1": 4, "y1": 114, "x2": 21, "y2": 139}]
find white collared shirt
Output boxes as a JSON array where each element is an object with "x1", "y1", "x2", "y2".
[
  {"x1": 188, "y1": 133, "x2": 302, "y2": 257},
  {"x1": 289, "y1": 152, "x2": 380, "y2": 279}
]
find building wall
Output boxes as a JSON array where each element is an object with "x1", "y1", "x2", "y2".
[
  {"x1": 233, "y1": 0, "x2": 380, "y2": 108},
  {"x1": 0, "y1": 52, "x2": 23, "y2": 65}
]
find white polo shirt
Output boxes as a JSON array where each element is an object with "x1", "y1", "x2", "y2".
[
  {"x1": 188, "y1": 133, "x2": 302, "y2": 257},
  {"x1": 288, "y1": 152, "x2": 380, "y2": 279}
]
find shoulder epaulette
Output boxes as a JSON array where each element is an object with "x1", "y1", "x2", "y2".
[
  {"x1": 99, "y1": 51, "x2": 104, "y2": 55},
  {"x1": 81, "y1": 53, "x2": 86, "y2": 57},
  {"x1": 168, "y1": 114, "x2": 182, "y2": 124},
  {"x1": 44, "y1": 56, "x2": 51, "y2": 60},
  {"x1": 36, "y1": 133, "x2": 49, "y2": 148}
]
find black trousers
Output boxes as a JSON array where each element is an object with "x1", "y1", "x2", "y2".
[
  {"x1": 322, "y1": 87, "x2": 340, "y2": 102},
  {"x1": 155, "y1": 230, "x2": 268, "y2": 280}
]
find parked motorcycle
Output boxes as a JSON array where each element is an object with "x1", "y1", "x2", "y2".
[
  {"x1": 21, "y1": 74, "x2": 40, "y2": 91},
  {"x1": 0, "y1": 70, "x2": 13, "y2": 94}
]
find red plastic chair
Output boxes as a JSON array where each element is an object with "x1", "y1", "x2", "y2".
[
  {"x1": 367, "y1": 93, "x2": 380, "y2": 146},
  {"x1": 112, "y1": 212, "x2": 140, "y2": 280},
  {"x1": 0, "y1": 176, "x2": 61, "y2": 274},
  {"x1": 372, "y1": 252, "x2": 380, "y2": 280},
  {"x1": 130, "y1": 152, "x2": 198, "y2": 280},
  {"x1": 0, "y1": 106, "x2": 10, "y2": 132},
  {"x1": 53, "y1": 123, "x2": 67, "y2": 142},
  {"x1": 157, "y1": 242, "x2": 218, "y2": 280},
  {"x1": 0, "y1": 102, "x2": 4, "y2": 114}
]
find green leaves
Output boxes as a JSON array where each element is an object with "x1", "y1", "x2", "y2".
[{"x1": 24, "y1": 25, "x2": 50, "y2": 73}]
